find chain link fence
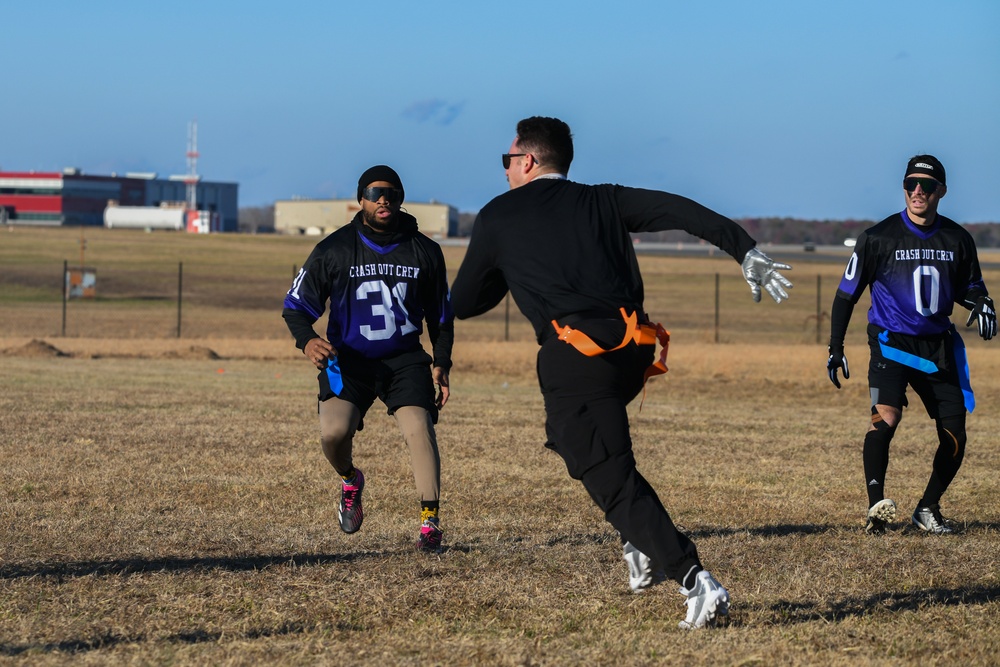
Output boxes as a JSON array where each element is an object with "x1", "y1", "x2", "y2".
[
  {"x1": 456, "y1": 271, "x2": 858, "y2": 346},
  {"x1": 6, "y1": 255, "x2": 995, "y2": 351},
  {"x1": 2, "y1": 258, "x2": 297, "y2": 340}
]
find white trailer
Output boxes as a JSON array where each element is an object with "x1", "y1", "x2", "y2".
[{"x1": 104, "y1": 205, "x2": 186, "y2": 230}]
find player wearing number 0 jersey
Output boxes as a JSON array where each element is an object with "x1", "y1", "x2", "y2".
[
  {"x1": 827, "y1": 154, "x2": 995, "y2": 535},
  {"x1": 283, "y1": 165, "x2": 454, "y2": 552}
]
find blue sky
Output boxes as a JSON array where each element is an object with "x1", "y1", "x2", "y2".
[{"x1": 3, "y1": 1, "x2": 998, "y2": 222}]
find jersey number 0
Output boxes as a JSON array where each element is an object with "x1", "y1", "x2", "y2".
[
  {"x1": 844, "y1": 253, "x2": 942, "y2": 317},
  {"x1": 913, "y1": 265, "x2": 941, "y2": 316}
]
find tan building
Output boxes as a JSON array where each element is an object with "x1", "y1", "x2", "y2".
[{"x1": 274, "y1": 198, "x2": 458, "y2": 238}]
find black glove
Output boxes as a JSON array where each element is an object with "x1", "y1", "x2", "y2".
[
  {"x1": 827, "y1": 344, "x2": 849, "y2": 389},
  {"x1": 966, "y1": 295, "x2": 997, "y2": 341}
]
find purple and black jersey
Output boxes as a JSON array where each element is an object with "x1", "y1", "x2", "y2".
[
  {"x1": 283, "y1": 212, "x2": 454, "y2": 368},
  {"x1": 837, "y1": 211, "x2": 987, "y2": 337}
]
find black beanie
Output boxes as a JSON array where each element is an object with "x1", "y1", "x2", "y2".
[
  {"x1": 905, "y1": 155, "x2": 946, "y2": 186},
  {"x1": 357, "y1": 165, "x2": 404, "y2": 202}
]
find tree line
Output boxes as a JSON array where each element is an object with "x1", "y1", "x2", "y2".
[{"x1": 594, "y1": 216, "x2": 1000, "y2": 248}]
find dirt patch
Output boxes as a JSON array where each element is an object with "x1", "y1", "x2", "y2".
[
  {"x1": 1, "y1": 339, "x2": 71, "y2": 358},
  {"x1": 0, "y1": 339, "x2": 222, "y2": 360},
  {"x1": 159, "y1": 346, "x2": 223, "y2": 360},
  {"x1": 0, "y1": 337, "x2": 296, "y2": 360}
]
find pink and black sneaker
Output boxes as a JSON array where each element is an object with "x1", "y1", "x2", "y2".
[
  {"x1": 415, "y1": 519, "x2": 443, "y2": 553},
  {"x1": 338, "y1": 468, "x2": 365, "y2": 534}
]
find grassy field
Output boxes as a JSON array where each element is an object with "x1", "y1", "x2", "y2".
[{"x1": 1, "y1": 227, "x2": 999, "y2": 665}]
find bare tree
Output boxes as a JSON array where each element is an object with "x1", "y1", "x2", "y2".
[{"x1": 239, "y1": 206, "x2": 275, "y2": 233}]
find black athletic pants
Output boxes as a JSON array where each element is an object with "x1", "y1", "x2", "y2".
[{"x1": 537, "y1": 332, "x2": 702, "y2": 585}]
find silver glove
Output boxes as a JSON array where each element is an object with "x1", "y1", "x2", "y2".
[{"x1": 742, "y1": 247, "x2": 793, "y2": 303}]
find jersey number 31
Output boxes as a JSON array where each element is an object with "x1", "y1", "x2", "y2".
[{"x1": 357, "y1": 279, "x2": 418, "y2": 341}]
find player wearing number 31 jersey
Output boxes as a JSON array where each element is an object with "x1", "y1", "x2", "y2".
[
  {"x1": 283, "y1": 165, "x2": 454, "y2": 553},
  {"x1": 827, "y1": 154, "x2": 995, "y2": 536}
]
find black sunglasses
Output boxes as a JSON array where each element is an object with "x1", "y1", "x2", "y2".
[
  {"x1": 502, "y1": 153, "x2": 527, "y2": 170},
  {"x1": 903, "y1": 177, "x2": 942, "y2": 196},
  {"x1": 362, "y1": 186, "x2": 403, "y2": 204}
]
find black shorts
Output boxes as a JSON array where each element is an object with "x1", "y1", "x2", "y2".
[
  {"x1": 867, "y1": 324, "x2": 966, "y2": 419},
  {"x1": 317, "y1": 348, "x2": 438, "y2": 428}
]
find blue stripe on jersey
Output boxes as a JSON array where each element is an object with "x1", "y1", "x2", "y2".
[
  {"x1": 284, "y1": 267, "x2": 324, "y2": 319},
  {"x1": 358, "y1": 231, "x2": 400, "y2": 255},
  {"x1": 900, "y1": 209, "x2": 940, "y2": 239},
  {"x1": 837, "y1": 252, "x2": 863, "y2": 297},
  {"x1": 283, "y1": 295, "x2": 323, "y2": 319}
]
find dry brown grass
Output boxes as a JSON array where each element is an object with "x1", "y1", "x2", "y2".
[{"x1": 1, "y1": 228, "x2": 999, "y2": 665}]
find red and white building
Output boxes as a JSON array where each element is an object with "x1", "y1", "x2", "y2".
[{"x1": 0, "y1": 168, "x2": 238, "y2": 232}]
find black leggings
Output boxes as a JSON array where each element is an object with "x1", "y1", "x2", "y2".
[{"x1": 537, "y1": 336, "x2": 701, "y2": 585}]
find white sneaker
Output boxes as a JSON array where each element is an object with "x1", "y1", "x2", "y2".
[
  {"x1": 622, "y1": 541, "x2": 665, "y2": 593},
  {"x1": 865, "y1": 498, "x2": 897, "y2": 534},
  {"x1": 678, "y1": 570, "x2": 729, "y2": 630}
]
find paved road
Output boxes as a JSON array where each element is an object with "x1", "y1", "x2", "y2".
[{"x1": 441, "y1": 239, "x2": 1000, "y2": 269}]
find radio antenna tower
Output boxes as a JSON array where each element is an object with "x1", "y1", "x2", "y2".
[{"x1": 185, "y1": 120, "x2": 199, "y2": 211}]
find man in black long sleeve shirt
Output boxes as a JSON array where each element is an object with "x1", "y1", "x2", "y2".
[{"x1": 451, "y1": 116, "x2": 792, "y2": 630}]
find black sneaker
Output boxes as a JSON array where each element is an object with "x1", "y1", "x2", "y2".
[{"x1": 911, "y1": 504, "x2": 955, "y2": 534}]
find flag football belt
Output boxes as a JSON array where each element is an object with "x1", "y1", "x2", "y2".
[
  {"x1": 877, "y1": 327, "x2": 975, "y2": 413},
  {"x1": 551, "y1": 307, "x2": 670, "y2": 382}
]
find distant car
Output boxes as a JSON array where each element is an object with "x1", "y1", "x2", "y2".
[
  {"x1": 804, "y1": 242, "x2": 816, "y2": 252},
  {"x1": 843, "y1": 238, "x2": 857, "y2": 247}
]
